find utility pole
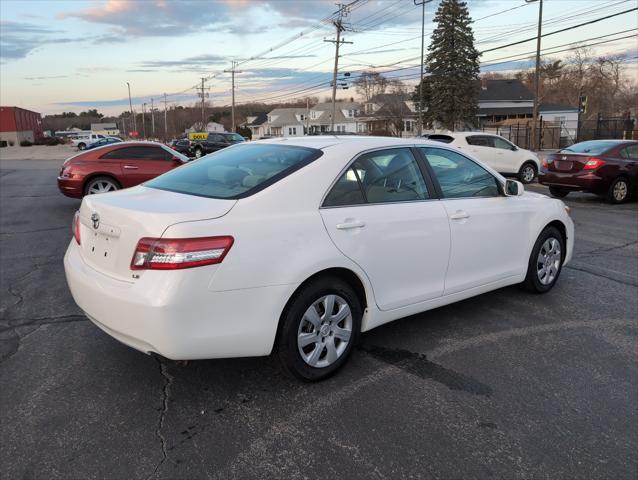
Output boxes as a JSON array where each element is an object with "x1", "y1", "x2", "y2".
[
  {"x1": 527, "y1": 0, "x2": 543, "y2": 150},
  {"x1": 324, "y1": 3, "x2": 353, "y2": 133},
  {"x1": 196, "y1": 77, "x2": 210, "y2": 131},
  {"x1": 306, "y1": 97, "x2": 310, "y2": 135},
  {"x1": 224, "y1": 61, "x2": 243, "y2": 132},
  {"x1": 126, "y1": 81, "x2": 136, "y2": 133},
  {"x1": 150, "y1": 97, "x2": 155, "y2": 138},
  {"x1": 163, "y1": 93, "x2": 168, "y2": 141},
  {"x1": 415, "y1": 0, "x2": 432, "y2": 137},
  {"x1": 142, "y1": 102, "x2": 147, "y2": 139}
]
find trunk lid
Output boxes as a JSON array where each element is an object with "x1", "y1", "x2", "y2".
[
  {"x1": 78, "y1": 186, "x2": 236, "y2": 281},
  {"x1": 546, "y1": 152, "x2": 591, "y2": 173}
]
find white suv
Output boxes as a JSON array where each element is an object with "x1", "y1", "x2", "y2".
[
  {"x1": 70, "y1": 133, "x2": 105, "y2": 151},
  {"x1": 427, "y1": 132, "x2": 540, "y2": 184}
]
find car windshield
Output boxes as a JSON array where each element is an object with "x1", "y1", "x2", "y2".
[
  {"x1": 224, "y1": 133, "x2": 245, "y2": 143},
  {"x1": 146, "y1": 143, "x2": 322, "y2": 199},
  {"x1": 561, "y1": 141, "x2": 618, "y2": 155}
]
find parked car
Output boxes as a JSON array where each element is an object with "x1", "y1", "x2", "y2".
[
  {"x1": 170, "y1": 138, "x2": 192, "y2": 156},
  {"x1": 64, "y1": 136, "x2": 573, "y2": 381},
  {"x1": 57, "y1": 141, "x2": 188, "y2": 198},
  {"x1": 191, "y1": 132, "x2": 245, "y2": 158},
  {"x1": 539, "y1": 140, "x2": 638, "y2": 203},
  {"x1": 71, "y1": 133, "x2": 106, "y2": 150},
  {"x1": 84, "y1": 137, "x2": 123, "y2": 150},
  {"x1": 426, "y1": 132, "x2": 540, "y2": 184}
]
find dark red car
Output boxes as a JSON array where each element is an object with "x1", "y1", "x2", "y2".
[
  {"x1": 539, "y1": 140, "x2": 638, "y2": 203},
  {"x1": 57, "y1": 142, "x2": 189, "y2": 198}
]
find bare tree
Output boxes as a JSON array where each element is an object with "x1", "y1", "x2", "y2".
[{"x1": 353, "y1": 71, "x2": 389, "y2": 102}]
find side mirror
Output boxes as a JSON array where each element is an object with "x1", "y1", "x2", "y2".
[
  {"x1": 511, "y1": 145, "x2": 518, "y2": 151},
  {"x1": 504, "y1": 179, "x2": 524, "y2": 196}
]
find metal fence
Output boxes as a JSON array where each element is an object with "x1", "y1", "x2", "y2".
[{"x1": 483, "y1": 115, "x2": 636, "y2": 150}]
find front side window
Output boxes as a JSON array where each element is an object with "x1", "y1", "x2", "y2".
[
  {"x1": 493, "y1": 137, "x2": 515, "y2": 150},
  {"x1": 146, "y1": 144, "x2": 322, "y2": 199},
  {"x1": 323, "y1": 148, "x2": 430, "y2": 207},
  {"x1": 420, "y1": 147, "x2": 500, "y2": 198},
  {"x1": 620, "y1": 145, "x2": 638, "y2": 159}
]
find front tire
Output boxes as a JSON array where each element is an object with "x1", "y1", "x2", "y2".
[
  {"x1": 607, "y1": 177, "x2": 630, "y2": 204},
  {"x1": 276, "y1": 277, "x2": 361, "y2": 381},
  {"x1": 549, "y1": 186, "x2": 569, "y2": 198},
  {"x1": 523, "y1": 226, "x2": 565, "y2": 293},
  {"x1": 518, "y1": 162, "x2": 537, "y2": 184},
  {"x1": 77, "y1": 142, "x2": 86, "y2": 151}
]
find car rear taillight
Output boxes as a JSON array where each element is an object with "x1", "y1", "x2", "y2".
[
  {"x1": 72, "y1": 211, "x2": 81, "y2": 245},
  {"x1": 131, "y1": 236, "x2": 234, "y2": 270},
  {"x1": 542, "y1": 159, "x2": 549, "y2": 168},
  {"x1": 583, "y1": 157, "x2": 606, "y2": 170}
]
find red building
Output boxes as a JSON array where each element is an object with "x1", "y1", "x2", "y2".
[{"x1": 0, "y1": 106, "x2": 43, "y2": 145}]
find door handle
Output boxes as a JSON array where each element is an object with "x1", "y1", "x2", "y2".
[
  {"x1": 449, "y1": 210, "x2": 470, "y2": 220},
  {"x1": 123, "y1": 165, "x2": 138, "y2": 170},
  {"x1": 336, "y1": 220, "x2": 366, "y2": 230}
]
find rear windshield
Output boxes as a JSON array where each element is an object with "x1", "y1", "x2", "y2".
[
  {"x1": 561, "y1": 141, "x2": 618, "y2": 155},
  {"x1": 146, "y1": 143, "x2": 322, "y2": 199},
  {"x1": 427, "y1": 135, "x2": 454, "y2": 144}
]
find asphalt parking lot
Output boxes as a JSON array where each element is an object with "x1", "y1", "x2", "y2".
[{"x1": 1, "y1": 156, "x2": 637, "y2": 479}]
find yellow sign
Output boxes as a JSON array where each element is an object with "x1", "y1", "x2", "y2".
[{"x1": 188, "y1": 132, "x2": 209, "y2": 141}]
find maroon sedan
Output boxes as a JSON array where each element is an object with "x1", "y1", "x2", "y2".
[
  {"x1": 539, "y1": 140, "x2": 638, "y2": 204},
  {"x1": 57, "y1": 142, "x2": 189, "y2": 198}
]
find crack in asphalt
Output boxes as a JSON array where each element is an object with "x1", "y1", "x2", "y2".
[
  {"x1": 577, "y1": 240, "x2": 638, "y2": 257},
  {"x1": 0, "y1": 315, "x2": 87, "y2": 334},
  {"x1": 564, "y1": 265, "x2": 638, "y2": 287},
  {"x1": 146, "y1": 357, "x2": 174, "y2": 480}
]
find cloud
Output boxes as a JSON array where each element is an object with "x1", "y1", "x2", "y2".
[
  {"x1": 24, "y1": 75, "x2": 69, "y2": 80},
  {"x1": 60, "y1": 0, "x2": 231, "y2": 38},
  {"x1": 137, "y1": 54, "x2": 229, "y2": 72},
  {"x1": 0, "y1": 21, "x2": 73, "y2": 60},
  {"x1": 55, "y1": 93, "x2": 198, "y2": 108}
]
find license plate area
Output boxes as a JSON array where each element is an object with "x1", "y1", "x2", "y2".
[
  {"x1": 85, "y1": 231, "x2": 119, "y2": 270},
  {"x1": 553, "y1": 160, "x2": 573, "y2": 171}
]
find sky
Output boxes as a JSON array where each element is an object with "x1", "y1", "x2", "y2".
[{"x1": 1, "y1": 0, "x2": 636, "y2": 116}]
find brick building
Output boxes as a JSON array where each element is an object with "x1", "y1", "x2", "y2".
[{"x1": 0, "y1": 106, "x2": 43, "y2": 144}]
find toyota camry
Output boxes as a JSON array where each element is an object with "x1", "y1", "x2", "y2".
[{"x1": 64, "y1": 136, "x2": 574, "y2": 381}]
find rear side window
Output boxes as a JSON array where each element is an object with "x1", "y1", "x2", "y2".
[
  {"x1": 323, "y1": 148, "x2": 430, "y2": 206},
  {"x1": 146, "y1": 144, "x2": 322, "y2": 199},
  {"x1": 466, "y1": 136, "x2": 493, "y2": 147},
  {"x1": 420, "y1": 147, "x2": 500, "y2": 198},
  {"x1": 619, "y1": 145, "x2": 638, "y2": 159},
  {"x1": 101, "y1": 146, "x2": 173, "y2": 160}
]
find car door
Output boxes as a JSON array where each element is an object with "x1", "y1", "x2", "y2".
[
  {"x1": 491, "y1": 136, "x2": 520, "y2": 173},
  {"x1": 418, "y1": 146, "x2": 531, "y2": 295},
  {"x1": 100, "y1": 146, "x2": 179, "y2": 187},
  {"x1": 207, "y1": 134, "x2": 229, "y2": 152},
  {"x1": 320, "y1": 147, "x2": 451, "y2": 311},
  {"x1": 464, "y1": 135, "x2": 498, "y2": 168}
]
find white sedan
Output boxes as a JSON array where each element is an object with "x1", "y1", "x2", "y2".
[
  {"x1": 64, "y1": 136, "x2": 573, "y2": 381},
  {"x1": 427, "y1": 132, "x2": 540, "y2": 184}
]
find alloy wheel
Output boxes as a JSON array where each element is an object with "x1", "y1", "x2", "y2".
[
  {"x1": 297, "y1": 294, "x2": 353, "y2": 368},
  {"x1": 536, "y1": 237, "x2": 561, "y2": 285},
  {"x1": 613, "y1": 180, "x2": 628, "y2": 202},
  {"x1": 87, "y1": 179, "x2": 118, "y2": 195},
  {"x1": 521, "y1": 165, "x2": 535, "y2": 183}
]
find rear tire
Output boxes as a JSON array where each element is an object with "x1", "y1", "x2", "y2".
[
  {"x1": 607, "y1": 177, "x2": 630, "y2": 204},
  {"x1": 77, "y1": 142, "x2": 86, "y2": 150},
  {"x1": 522, "y1": 226, "x2": 565, "y2": 293},
  {"x1": 84, "y1": 176, "x2": 120, "y2": 196},
  {"x1": 518, "y1": 162, "x2": 537, "y2": 184},
  {"x1": 276, "y1": 276, "x2": 361, "y2": 381},
  {"x1": 549, "y1": 186, "x2": 569, "y2": 198}
]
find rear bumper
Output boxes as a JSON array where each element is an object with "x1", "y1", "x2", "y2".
[
  {"x1": 538, "y1": 169, "x2": 607, "y2": 193},
  {"x1": 64, "y1": 241, "x2": 293, "y2": 360},
  {"x1": 57, "y1": 176, "x2": 83, "y2": 198}
]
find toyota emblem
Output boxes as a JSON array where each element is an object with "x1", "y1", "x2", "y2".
[{"x1": 91, "y1": 213, "x2": 100, "y2": 230}]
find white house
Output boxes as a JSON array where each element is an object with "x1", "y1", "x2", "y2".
[
  {"x1": 244, "y1": 112, "x2": 268, "y2": 139},
  {"x1": 91, "y1": 123, "x2": 120, "y2": 136},
  {"x1": 308, "y1": 102, "x2": 361, "y2": 134},
  {"x1": 264, "y1": 108, "x2": 306, "y2": 137},
  {"x1": 356, "y1": 94, "x2": 418, "y2": 137}
]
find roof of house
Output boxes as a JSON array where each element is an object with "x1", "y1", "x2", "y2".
[
  {"x1": 539, "y1": 103, "x2": 579, "y2": 112},
  {"x1": 267, "y1": 108, "x2": 306, "y2": 127},
  {"x1": 91, "y1": 122, "x2": 117, "y2": 129},
  {"x1": 312, "y1": 101, "x2": 361, "y2": 111},
  {"x1": 478, "y1": 103, "x2": 578, "y2": 117},
  {"x1": 309, "y1": 108, "x2": 355, "y2": 125},
  {"x1": 478, "y1": 79, "x2": 533, "y2": 102},
  {"x1": 247, "y1": 112, "x2": 268, "y2": 126},
  {"x1": 366, "y1": 93, "x2": 410, "y2": 105}
]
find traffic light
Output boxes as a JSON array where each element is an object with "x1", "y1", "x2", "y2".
[{"x1": 579, "y1": 95, "x2": 588, "y2": 114}]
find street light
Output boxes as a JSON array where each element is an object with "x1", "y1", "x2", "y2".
[
  {"x1": 414, "y1": 0, "x2": 433, "y2": 137},
  {"x1": 126, "y1": 81, "x2": 137, "y2": 134},
  {"x1": 526, "y1": 0, "x2": 543, "y2": 150}
]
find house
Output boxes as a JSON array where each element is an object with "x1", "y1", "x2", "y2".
[
  {"x1": 308, "y1": 102, "x2": 361, "y2": 134},
  {"x1": 0, "y1": 106, "x2": 43, "y2": 144},
  {"x1": 356, "y1": 94, "x2": 418, "y2": 137},
  {"x1": 186, "y1": 121, "x2": 226, "y2": 134},
  {"x1": 477, "y1": 79, "x2": 534, "y2": 124},
  {"x1": 90, "y1": 122, "x2": 119, "y2": 136},
  {"x1": 244, "y1": 112, "x2": 268, "y2": 139},
  {"x1": 264, "y1": 108, "x2": 306, "y2": 137}
]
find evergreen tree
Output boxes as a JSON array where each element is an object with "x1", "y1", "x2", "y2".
[{"x1": 413, "y1": 0, "x2": 479, "y2": 130}]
